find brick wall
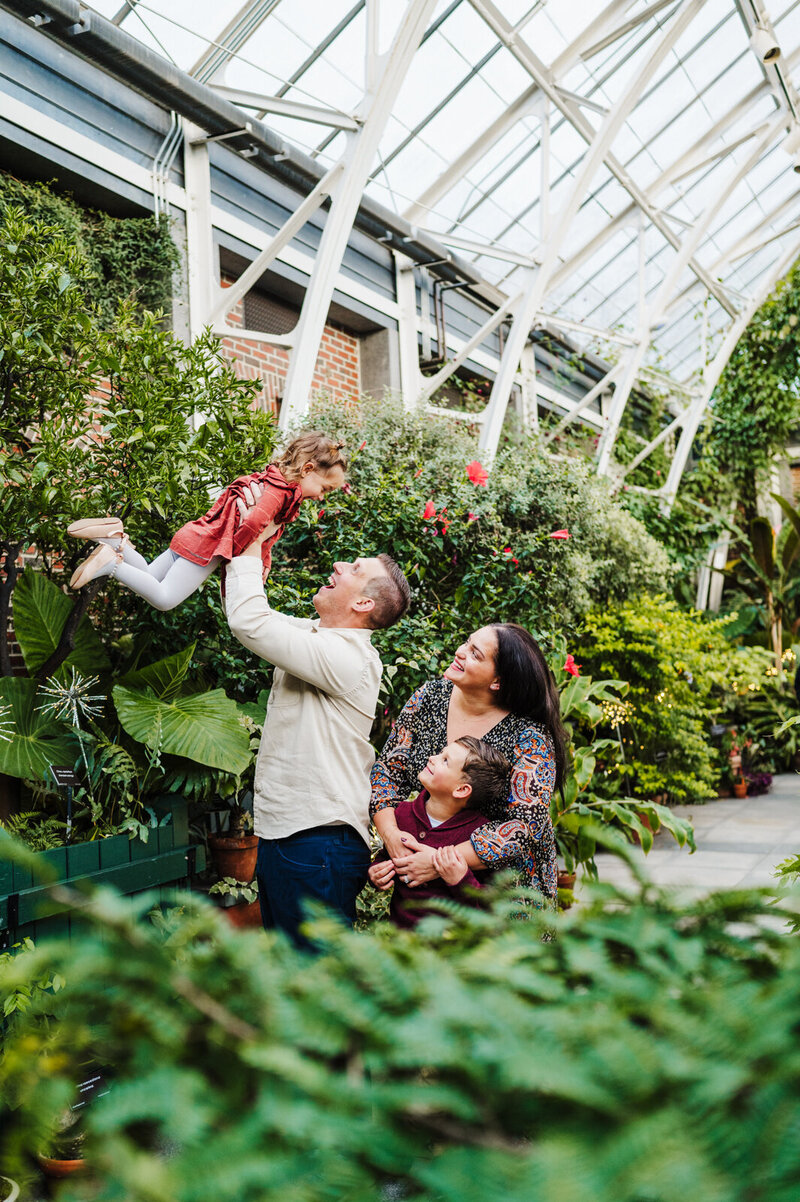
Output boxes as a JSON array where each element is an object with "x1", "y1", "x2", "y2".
[{"x1": 219, "y1": 278, "x2": 360, "y2": 415}]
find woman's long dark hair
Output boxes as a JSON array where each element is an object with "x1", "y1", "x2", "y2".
[{"x1": 490, "y1": 623, "x2": 568, "y2": 791}]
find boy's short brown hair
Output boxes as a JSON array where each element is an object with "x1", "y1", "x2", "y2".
[{"x1": 455, "y1": 736, "x2": 511, "y2": 812}]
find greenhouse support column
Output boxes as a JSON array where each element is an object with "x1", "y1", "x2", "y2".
[
  {"x1": 595, "y1": 115, "x2": 782, "y2": 477},
  {"x1": 183, "y1": 121, "x2": 215, "y2": 342},
  {"x1": 476, "y1": 0, "x2": 706, "y2": 462},
  {"x1": 279, "y1": 0, "x2": 438, "y2": 430},
  {"x1": 396, "y1": 253, "x2": 422, "y2": 409},
  {"x1": 661, "y1": 238, "x2": 800, "y2": 513}
]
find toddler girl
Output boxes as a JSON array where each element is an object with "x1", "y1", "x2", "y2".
[{"x1": 68, "y1": 431, "x2": 347, "y2": 611}]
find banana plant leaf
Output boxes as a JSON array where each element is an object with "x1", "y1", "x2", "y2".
[
  {"x1": 0, "y1": 676, "x2": 76, "y2": 781},
  {"x1": 12, "y1": 568, "x2": 110, "y2": 676},
  {"x1": 112, "y1": 684, "x2": 251, "y2": 775}
]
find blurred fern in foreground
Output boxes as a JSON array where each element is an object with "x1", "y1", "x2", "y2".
[{"x1": 1, "y1": 865, "x2": 799, "y2": 1202}]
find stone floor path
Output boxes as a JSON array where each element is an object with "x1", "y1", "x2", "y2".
[{"x1": 586, "y1": 772, "x2": 800, "y2": 896}]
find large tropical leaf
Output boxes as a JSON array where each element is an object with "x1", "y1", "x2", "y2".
[
  {"x1": 118, "y1": 644, "x2": 194, "y2": 702},
  {"x1": 772, "y1": 493, "x2": 800, "y2": 574},
  {"x1": 112, "y1": 684, "x2": 251, "y2": 774},
  {"x1": 12, "y1": 568, "x2": 110, "y2": 675},
  {"x1": 748, "y1": 516, "x2": 776, "y2": 582},
  {"x1": 0, "y1": 676, "x2": 76, "y2": 781}
]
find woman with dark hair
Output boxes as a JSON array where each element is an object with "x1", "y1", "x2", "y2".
[{"x1": 370, "y1": 623, "x2": 566, "y2": 900}]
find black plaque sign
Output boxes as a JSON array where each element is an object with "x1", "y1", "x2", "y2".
[{"x1": 50, "y1": 765, "x2": 80, "y2": 788}]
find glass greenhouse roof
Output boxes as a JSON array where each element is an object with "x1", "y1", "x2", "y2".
[{"x1": 90, "y1": 0, "x2": 800, "y2": 385}]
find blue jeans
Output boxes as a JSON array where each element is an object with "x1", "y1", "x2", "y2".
[{"x1": 256, "y1": 825, "x2": 370, "y2": 951}]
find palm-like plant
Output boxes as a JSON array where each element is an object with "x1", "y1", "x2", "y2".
[{"x1": 726, "y1": 493, "x2": 800, "y2": 669}]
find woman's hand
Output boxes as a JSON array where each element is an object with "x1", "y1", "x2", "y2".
[
  {"x1": 392, "y1": 834, "x2": 439, "y2": 887},
  {"x1": 368, "y1": 860, "x2": 396, "y2": 891}
]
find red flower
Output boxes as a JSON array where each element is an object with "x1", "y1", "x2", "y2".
[
  {"x1": 549, "y1": 529, "x2": 570, "y2": 540},
  {"x1": 512, "y1": 557, "x2": 519, "y2": 565},
  {"x1": 317, "y1": 509, "x2": 324, "y2": 519},
  {"x1": 358, "y1": 440, "x2": 367, "y2": 451},
  {"x1": 466, "y1": 460, "x2": 489, "y2": 487},
  {"x1": 423, "y1": 500, "x2": 436, "y2": 520},
  {"x1": 414, "y1": 468, "x2": 423, "y2": 478},
  {"x1": 563, "y1": 655, "x2": 581, "y2": 677},
  {"x1": 467, "y1": 511, "x2": 478, "y2": 523}
]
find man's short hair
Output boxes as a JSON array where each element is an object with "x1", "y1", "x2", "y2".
[
  {"x1": 455, "y1": 737, "x2": 511, "y2": 812},
  {"x1": 364, "y1": 554, "x2": 411, "y2": 630}
]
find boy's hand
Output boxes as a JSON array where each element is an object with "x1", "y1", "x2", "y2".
[
  {"x1": 431, "y1": 845, "x2": 468, "y2": 886},
  {"x1": 368, "y1": 860, "x2": 396, "y2": 891}
]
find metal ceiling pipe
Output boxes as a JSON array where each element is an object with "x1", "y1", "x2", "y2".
[{"x1": 3, "y1": 0, "x2": 485, "y2": 288}]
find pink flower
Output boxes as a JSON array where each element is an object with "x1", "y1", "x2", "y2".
[
  {"x1": 342, "y1": 482, "x2": 352, "y2": 495},
  {"x1": 467, "y1": 511, "x2": 478, "y2": 523},
  {"x1": 358, "y1": 440, "x2": 367, "y2": 451},
  {"x1": 549, "y1": 529, "x2": 570, "y2": 540},
  {"x1": 414, "y1": 468, "x2": 423, "y2": 478},
  {"x1": 466, "y1": 460, "x2": 489, "y2": 487},
  {"x1": 318, "y1": 509, "x2": 325, "y2": 519},
  {"x1": 423, "y1": 500, "x2": 436, "y2": 520},
  {"x1": 564, "y1": 655, "x2": 581, "y2": 677}
]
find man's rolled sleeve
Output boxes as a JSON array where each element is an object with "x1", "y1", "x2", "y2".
[{"x1": 225, "y1": 557, "x2": 364, "y2": 695}]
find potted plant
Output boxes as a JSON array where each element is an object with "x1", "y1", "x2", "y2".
[
  {"x1": 37, "y1": 1110, "x2": 87, "y2": 1179},
  {"x1": 209, "y1": 876, "x2": 261, "y2": 928},
  {"x1": 207, "y1": 793, "x2": 258, "y2": 883}
]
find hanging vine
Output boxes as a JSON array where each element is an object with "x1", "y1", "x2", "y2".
[
  {"x1": 706, "y1": 258, "x2": 800, "y2": 518},
  {"x1": 0, "y1": 171, "x2": 180, "y2": 324}
]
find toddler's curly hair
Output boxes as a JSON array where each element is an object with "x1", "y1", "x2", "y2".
[{"x1": 273, "y1": 431, "x2": 348, "y2": 482}]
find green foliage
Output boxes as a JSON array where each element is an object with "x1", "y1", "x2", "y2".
[
  {"x1": 208, "y1": 876, "x2": 258, "y2": 904},
  {"x1": 579, "y1": 596, "x2": 737, "y2": 801},
  {"x1": 721, "y1": 494, "x2": 800, "y2": 663},
  {"x1": 549, "y1": 649, "x2": 696, "y2": 872},
  {"x1": 0, "y1": 812, "x2": 66, "y2": 852},
  {"x1": 0, "y1": 938, "x2": 63, "y2": 1019},
  {"x1": 0, "y1": 171, "x2": 179, "y2": 322},
  {"x1": 0, "y1": 199, "x2": 275, "y2": 679},
  {"x1": 0, "y1": 677, "x2": 74, "y2": 781},
  {"x1": 1, "y1": 861, "x2": 799, "y2": 1202},
  {"x1": 708, "y1": 258, "x2": 800, "y2": 507},
  {"x1": 722, "y1": 644, "x2": 800, "y2": 772}
]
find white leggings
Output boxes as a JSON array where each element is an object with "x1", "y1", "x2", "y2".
[{"x1": 97, "y1": 538, "x2": 220, "y2": 611}]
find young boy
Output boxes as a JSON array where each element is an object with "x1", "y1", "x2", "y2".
[{"x1": 368, "y1": 736, "x2": 510, "y2": 929}]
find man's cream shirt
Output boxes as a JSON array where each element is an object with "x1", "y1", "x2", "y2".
[{"x1": 225, "y1": 557, "x2": 382, "y2": 847}]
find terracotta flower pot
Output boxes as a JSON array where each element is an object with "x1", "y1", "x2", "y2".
[
  {"x1": 557, "y1": 870, "x2": 576, "y2": 891},
  {"x1": 208, "y1": 834, "x2": 258, "y2": 883},
  {"x1": 225, "y1": 898, "x2": 262, "y2": 928},
  {"x1": 733, "y1": 780, "x2": 748, "y2": 798},
  {"x1": 37, "y1": 1157, "x2": 86, "y2": 1179}
]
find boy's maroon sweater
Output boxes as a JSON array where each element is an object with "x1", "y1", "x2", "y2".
[{"x1": 374, "y1": 791, "x2": 489, "y2": 929}]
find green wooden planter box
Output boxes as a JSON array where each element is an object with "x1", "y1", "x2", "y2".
[{"x1": 0, "y1": 798, "x2": 205, "y2": 948}]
